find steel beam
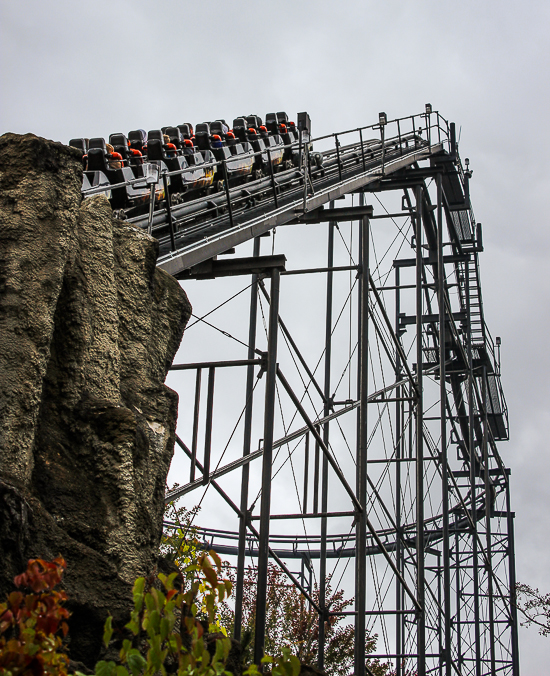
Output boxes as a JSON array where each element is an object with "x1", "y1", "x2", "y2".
[
  {"x1": 234, "y1": 236, "x2": 261, "y2": 641},
  {"x1": 254, "y1": 267, "x2": 281, "y2": 665},
  {"x1": 354, "y1": 200, "x2": 369, "y2": 676},
  {"x1": 416, "y1": 185, "x2": 426, "y2": 676}
]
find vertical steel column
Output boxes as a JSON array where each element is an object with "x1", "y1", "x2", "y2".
[
  {"x1": 437, "y1": 553, "x2": 443, "y2": 676},
  {"x1": 318, "y1": 208, "x2": 335, "y2": 669},
  {"x1": 395, "y1": 265, "x2": 403, "y2": 676},
  {"x1": 455, "y1": 531, "x2": 462, "y2": 671},
  {"x1": 303, "y1": 432, "x2": 310, "y2": 514},
  {"x1": 203, "y1": 367, "x2": 215, "y2": 485},
  {"x1": 162, "y1": 173, "x2": 176, "y2": 252},
  {"x1": 437, "y1": 173, "x2": 452, "y2": 675},
  {"x1": 354, "y1": 195, "x2": 369, "y2": 676},
  {"x1": 190, "y1": 369, "x2": 202, "y2": 482},
  {"x1": 313, "y1": 431, "x2": 320, "y2": 513},
  {"x1": 254, "y1": 267, "x2": 281, "y2": 665},
  {"x1": 234, "y1": 237, "x2": 261, "y2": 641},
  {"x1": 482, "y1": 367, "x2": 497, "y2": 675},
  {"x1": 395, "y1": 267, "x2": 404, "y2": 676},
  {"x1": 506, "y1": 483, "x2": 520, "y2": 675},
  {"x1": 466, "y1": 260, "x2": 482, "y2": 676},
  {"x1": 415, "y1": 185, "x2": 426, "y2": 676}
]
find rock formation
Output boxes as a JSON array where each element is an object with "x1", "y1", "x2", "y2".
[{"x1": 0, "y1": 133, "x2": 191, "y2": 666}]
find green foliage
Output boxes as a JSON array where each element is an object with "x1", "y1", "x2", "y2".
[
  {"x1": 92, "y1": 550, "x2": 233, "y2": 676},
  {"x1": 245, "y1": 647, "x2": 301, "y2": 676},
  {"x1": 161, "y1": 499, "x2": 233, "y2": 637},
  {"x1": 161, "y1": 500, "x2": 203, "y2": 575},
  {"x1": 0, "y1": 520, "x2": 401, "y2": 676},
  {"x1": 0, "y1": 556, "x2": 71, "y2": 676}
]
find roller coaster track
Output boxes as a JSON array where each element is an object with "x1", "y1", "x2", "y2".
[{"x1": 144, "y1": 111, "x2": 518, "y2": 675}]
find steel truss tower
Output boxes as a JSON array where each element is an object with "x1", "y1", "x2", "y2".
[{"x1": 159, "y1": 112, "x2": 518, "y2": 675}]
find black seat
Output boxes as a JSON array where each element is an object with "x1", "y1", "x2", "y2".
[
  {"x1": 232, "y1": 118, "x2": 248, "y2": 142},
  {"x1": 265, "y1": 113, "x2": 279, "y2": 135},
  {"x1": 209, "y1": 121, "x2": 225, "y2": 137},
  {"x1": 177, "y1": 124, "x2": 191, "y2": 139},
  {"x1": 194, "y1": 123, "x2": 212, "y2": 151},
  {"x1": 109, "y1": 133, "x2": 125, "y2": 145},
  {"x1": 87, "y1": 148, "x2": 109, "y2": 172},
  {"x1": 109, "y1": 133, "x2": 131, "y2": 160},
  {"x1": 276, "y1": 112, "x2": 289, "y2": 125},
  {"x1": 146, "y1": 139, "x2": 166, "y2": 162},
  {"x1": 148, "y1": 130, "x2": 164, "y2": 143},
  {"x1": 89, "y1": 137, "x2": 107, "y2": 152},
  {"x1": 246, "y1": 115, "x2": 262, "y2": 129},
  {"x1": 128, "y1": 130, "x2": 146, "y2": 153},
  {"x1": 165, "y1": 127, "x2": 184, "y2": 149}
]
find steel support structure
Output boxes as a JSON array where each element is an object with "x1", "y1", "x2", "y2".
[{"x1": 163, "y1": 119, "x2": 518, "y2": 675}]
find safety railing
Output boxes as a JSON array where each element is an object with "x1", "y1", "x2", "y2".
[{"x1": 81, "y1": 107, "x2": 452, "y2": 254}]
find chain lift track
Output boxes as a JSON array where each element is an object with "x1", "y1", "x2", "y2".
[{"x1": 134, "y1": 110, "x2": 518, "y2": 676}]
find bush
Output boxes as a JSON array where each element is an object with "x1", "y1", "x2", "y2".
[{"x1": 0, "y1": 556, "x2": 71, "y2": 676}]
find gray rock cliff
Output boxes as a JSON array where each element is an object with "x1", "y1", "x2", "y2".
[{"x1": 0, "y1": 133, "x2": 191, "y2": 666}]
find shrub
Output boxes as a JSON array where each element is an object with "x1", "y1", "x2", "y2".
[{"x1": 0, "y1": 556, "x2": 71, "y2": 676}]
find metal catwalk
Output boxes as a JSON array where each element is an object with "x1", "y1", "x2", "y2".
[{"x1": 155, "y1": 110, "x2": 518, "y2": 676}]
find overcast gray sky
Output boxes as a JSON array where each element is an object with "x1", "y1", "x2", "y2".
[{"x1": 2, "y1": 1, "x2": 549, "y2": 672}]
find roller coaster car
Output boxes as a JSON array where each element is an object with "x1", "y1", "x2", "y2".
[
  {"x1": 276, "y1": 113, "x2": 299, "y2": 143},
  {"x1": 278, "y1": 123, "x2": 299, "y2": 167},
  {"x1": 196, "y1": 122, "x2": 254, "y2": 186},
  {"x1": 180, "y1": 137, "x2": 216, "y2": 172},
  {"x1": 233, "y1": 118, "x2": 284, "y2": 175},
  {"x1": 83, "y1": 139, "x2": 149, "y2": 210},
  {"x1": 146, "y1": 138, "x2": 186, "y2": 196},
  {"x1": 244, "y1": 127, "x2": 268, "y2": 177},
  {"x1": 152, "y1": 131, "x2": 214, "y2": 199},
  {"x1": 109, "y1": 133, "x2": 145, "y2": 178},
  {"x1": 265, "y1": 113, "x2": 299, "y2": 167}
]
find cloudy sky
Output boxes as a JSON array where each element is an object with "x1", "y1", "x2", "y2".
[{"x1": 2, "y1": 1, "x2": 549, "y2": 672}]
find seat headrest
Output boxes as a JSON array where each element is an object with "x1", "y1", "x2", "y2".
[
  {"x1": 148, "y1": 130, "x2": 164, "y2": 142},
  {"x1": 247, "y1": 115, "x2": 262, "y2": 128},
  {"x1": 177, "y1": 124, "x2": 191, "y2": 138},
  {"x1": 128, "y1": 129, "x2": 146, "y2": 144},
  {"x1": 89, "y1": 137, "x2": 107, "y2": 152},
  {"x1": 209, "y1": 121, "x2": 224, "y2": 135},
  {"x1": 109, "y1": 133, "x2": 128, "y2": 147},
  {"x1": 195, "y1": 123, "x2": 210, "y2": 135},
  {"x1": 165, "y1": 127, "x2": 182, "y2": 141}
]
